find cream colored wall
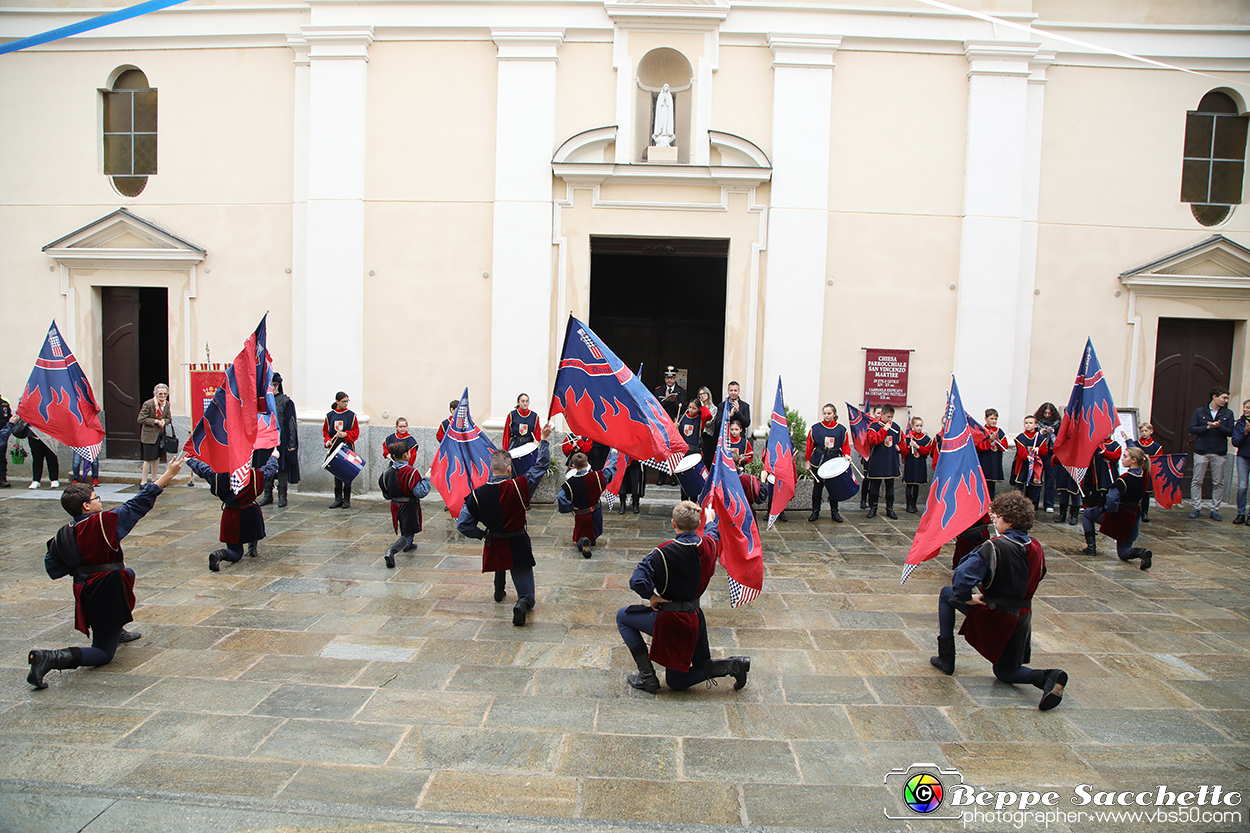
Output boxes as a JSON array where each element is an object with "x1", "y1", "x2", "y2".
[
  {"x1": 555, "y1": 41, "x2": 617, "y2": 147},
  {"x1": 1030, "y1": 64, "x2": 1250, "y2": 420},
  {"x1": 361, "y1": 201, "x2": 495, "y2": 425},
  {"x1": 1035, "y1": 0, "x2": 1250, "y2": 25},
  {"x1": 711, "y1": 45, "x2": 775, "y2": 157},
  {"x1": 365, "y1": 39, "x2": 498, "y2": 203}
]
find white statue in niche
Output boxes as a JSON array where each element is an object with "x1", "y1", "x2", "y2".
[{"x1": 652, "y1": 84, "x2": 675, "y2": 148}]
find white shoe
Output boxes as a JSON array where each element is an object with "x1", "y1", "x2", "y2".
[
  {"x1": 28, "y1": 481, "x2": 39, "y2": 490},
  {"x1": 50, "y1": 480, "x2": 59, "y2": 488},
  {"x1": 1046, "y1": 507, "x2": 1054, "y2": 513}
]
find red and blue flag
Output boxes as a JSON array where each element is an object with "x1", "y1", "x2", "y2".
[
  {"x1": 1151, "y1": 453, "x2": 1187, "y2": 509},
  {"x1": 1053, "y1": 337, "x2": 1118, "y2": 486},
  {"x1": 253, "y1": 315, "x2": 280, "y2": 449},
  {"x1": 17, "y1": 321, "x2": 106, "y2": 461},
  {"x1": 550, "y1": 316, "x2": 686, "y2": 471},
  {"x1": 762, "y1": 377, "x2": 796, "y2": 530},
  {"x1": 184, "y1": 318, "x2": 264, "y2": 493},
  {"x1": 705, "y1": 404, "x2": 763, "y2": 607},
  {"x1": 903, "y1": 376, "x2": 990, "y2": 584},
  {"x1": 430, "y1": 388, "x2": 497, "y2": 517},
  {"x1": 845, "y1": 402, "x2": 873, "y2": 461}
]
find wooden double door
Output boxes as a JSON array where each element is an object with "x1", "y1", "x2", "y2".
[{"x1": 101, "y1": 287, "x2": 168, "y2": 459}]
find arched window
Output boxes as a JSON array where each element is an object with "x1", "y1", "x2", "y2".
[
  {"x1": 1181, "y1": 90, "x2": 1248, "y2": 227},
  {"x1": 103, "y1": 68, "x2": 157, "y2": 197},
  {"x1": 635, "y1": 48, "x2": 692, "y2": 163}
]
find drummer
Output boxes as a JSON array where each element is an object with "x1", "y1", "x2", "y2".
[
  {"x1": 322, "y1": 392, "x2": 359, "y2": 509},
  {"x1": 676, "y1": 398, "x2": 713, "y2": 501},
  {"x1": 806, "y1": 403, "x2": 850, "y2": 523},
  {"x1": 557, "y1": 449, "x2": 619, "y2": 557}
]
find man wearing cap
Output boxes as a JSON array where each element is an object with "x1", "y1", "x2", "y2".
[{"x1": 654, "y1": 368, "x2": 687, "y2": 485}]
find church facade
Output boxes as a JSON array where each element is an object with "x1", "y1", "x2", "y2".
[{"x1": 1, "y1": 0, "x2": 1248, "y2": 458}]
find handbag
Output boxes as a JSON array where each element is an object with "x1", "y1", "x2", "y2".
[
  {"x1": 159, "y1": 423, "x2": 179, "y2": 455},
  {"x1": 9, "y1": 418, "x2": 30, "y2": 440}
]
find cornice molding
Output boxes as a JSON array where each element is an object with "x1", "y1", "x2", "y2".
[
  {"x1": 301, "y1": 25, "x2": 374, "y2": 60},
  {"x1": 768, "y1": 33, "x2": 841, "y2": 69},
  {"x1": 964, "y1": 39, "x2": 1040, "y2": 78},
  {"x1": 1120, "y1": 234, "x2": 1250, "y2": 297},
  {"x1": 491, "y1": 28, "x2": 565, "y2": 60},
  {"x1": 43, "y1": 208, "x2": 207, "y2": 271}
]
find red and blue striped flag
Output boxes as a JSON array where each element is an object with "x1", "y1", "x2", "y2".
[
  {"x1": 429, "y1": 388, "x2": 497, "y2": 517},
  {"x1": 705, "y1": 404, "x2": 763, "y2": 607},
  {"x1": 903, "y1": 376, "x2": 990, "y2": 584},
  {"x1": 549, "y1": 316, "x2": 686, "y2": 472},
  {"x1": 845, "y1": 402, "x2": 873, "y2": 461},
  {"x1": 762, "y1": 377, "x2": 796, "y2": 530},
  {"x1": 17, "y1": 321, "x2": 106, "y2": 461},
  {"x1": 184, "y1": 318, "x2": 265, "y2": 493},
  {"x1": 1053, "y1": 338, "x2": 1118, "y2": 487}
]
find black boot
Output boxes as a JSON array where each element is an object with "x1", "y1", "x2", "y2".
[
  {"x1": 1122, "y1": 547, "x2": 1152, "y2": 570},
  {"x1": 808, "y1": 506, "x2": 820, "y2": 522},
  {"x1": 247, "y1": 541, "x2": 258, "y2": 558},
  {"x1": 929, "y1": 636, "x2": 955, "y2": 675},
  {"x1": 632, "y1": 495, "x2": 640, "y2": 515},
  {"x1": 627, "y1": 643, "x2": 660, "y2": 694},
  {"x1": 906, "y1": 500, "x2": 917, "y2": 514},
  {"x1": 208, "y1": 549, "x2": 226, "y2": 572},
  {"x1": 1081, "y1": 530, "x2": 1097, "y2": 555},
  {"x1": 384, "y1": 539, "x2": 401, "y2": 569},
  {"x1": 777, "y1": 511, "x2": 788, "y2": 522},
  {"x1": 830, "y1": 500, "x2": 843, "y2": 523},
  {"x1": 512, "y1": 595, "x2": 534, "y2": 626},
  {"x1": 885, "y1": 502, "x2": 898, "y2": 520},
  {"x1": 705, "y1": 656, "x2": 751, "y2": 690},
  {"x1": 577, "y1": 537, "x2": 592, "y2": 558},
  {"x1": 27, "y1": 648, "x2": 79, "y2": 690},
  {"x1": 1038, "y1": 669, "x2": 1068, "y2": 711},
  {"x1": 617, "y1": 497, "x2": 628, "y2": 515},
  {"x1": 494, "y1": 571, "x2": 507, "y2": 603},
  {"x1": 1055, "y1": 503, "x2": 1068, "y2": 523},
  {"x1": 342, "y1": 491, "x2": 351, "y2": 509},
  {"x1": 258, "y1": 481, "x2": 273, "y2": 507},
  {"x1": 329, "y1": 480, "x2": 343, "y2": 509},
  {"x1": 1067, "y1": 505, "x2": 1079, "y2": 525},
  {"x1": 866, "y1": 504, "x2": 877, "y2": 519},
  {"x1": 276, "y1": 476, "x2": 288, "y2": 508}
]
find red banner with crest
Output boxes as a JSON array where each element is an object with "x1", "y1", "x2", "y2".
[{"x1": 188, "y1": 363, "x2": 225, "y2": 427}]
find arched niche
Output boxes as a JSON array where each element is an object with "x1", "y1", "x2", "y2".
[{"x1": 636, "y1": 48, "x2": 692, "y2": 164}]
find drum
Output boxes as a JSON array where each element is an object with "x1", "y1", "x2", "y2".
[
  {"x1": 817, "y1": 457, "x2": 859, "y2": 502},
  {"x1": 323, "y1": 444, "x2": 365, "y2": 484},
  {"x1": 509, "y1": 441, "x2": 540, "y2": 476},
  {"x1": 673, "y1": 454, "x2": 708, "y2": 499}
]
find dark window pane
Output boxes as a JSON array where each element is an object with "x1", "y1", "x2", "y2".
[
  {"x1": 103, "y1": 134, "x2": 133, "y2": 175},
  {"x1": 1192, "y1": 203, "x2": 1231, "y2": 226},
  {"x1": 1211, "y1": 160, "x2": 1245, "y2": 204},
  {"x1": 103, "y1": 92, "x2": 132, "y2": 133},
  {"x1": 112, "y1": 176, "x2": 147, "y2": 198},
  {"x1": 1184, "y1": 113, "x2": 1214, "y2": 158},
  {"x1": 133, "y1": 90, "x2": 158, "y2": 132},
  {"x1": 133, "y1": 134, "x2": 157, "y2": 174},
  {"x1": 113, "y1": 69, "x2": 149, "y2": 90},
  {"x1": 1181, "y1": 159, "x2": 1211, "y2": 203},
  {"x1": 1213, "y1": 114, "x2": 1249, "y2": 160},
  {"x1": 1198, "y1": 91, "x2": 1239, "y2": 115}
]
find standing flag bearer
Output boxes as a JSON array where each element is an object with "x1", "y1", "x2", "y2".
[
  {"x1": 17, "y1": 321, "x2": 106, "y2": 463},
  {"x1": 429, "y1": 389, "x2": 497, "y2": 518},
  {"x1": 703, "y1": 404, "x2": 763, "y2": 607},
  {"x1": 1052, "y1": 338, "x2": 1118, "y2": 488}
]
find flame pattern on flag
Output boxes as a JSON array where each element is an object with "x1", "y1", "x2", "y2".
[
  {"x1": 1053, "y1": 338, "x2": 1118, "y2": 488},
  {"x1": 1151, "y1": 453, "x2": 1188, "y2": 509},
  {"x1": 17, "y1": 320, "x2": 105, "y2": 461},
  {"x1": 762, "y1": 378, "x2": 796, "y2": 531},
  {"x1": 705, "y1": 405, "x2": 763, "y2": 607},
  {"x1": 902, "y1": 376, "x2": 990, "y2": 584},
  {"x1": 845, "y1": 402, "x2": 873, "y2": 461},
  {"x1": 429, "y1": 389, "x2": 497, "y2": 517},
  {"x1": 550, "y1": 316, "x2": 686, "y2": 472}
]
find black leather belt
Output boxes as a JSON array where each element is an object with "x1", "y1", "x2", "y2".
[
  {"x1": 77, "y1": 562, "x2": 124, "y2": 576},
  {"x1": 656, "y1": 601, "x2": 700, "y2": 612}
]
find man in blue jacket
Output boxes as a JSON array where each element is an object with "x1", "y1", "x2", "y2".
[{"x1": 1188, "y1": 386, "x2": 1234, "y2": 521}]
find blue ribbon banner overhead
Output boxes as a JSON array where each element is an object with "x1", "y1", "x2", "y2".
[{"x1": 0, "y1": 0, "x2": 189, "y2": 56}]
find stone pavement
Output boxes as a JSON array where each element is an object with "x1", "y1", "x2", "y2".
[{"x1": 0, "y1": 481, "x2": 1247, "y2": 833}]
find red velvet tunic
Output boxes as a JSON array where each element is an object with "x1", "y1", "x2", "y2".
[
  {"x1": 72, "y1": 512, "x2": 135, "y2": 636},
  {"x1": 563, "y1": 470, "x2": 606, "y2": 543},
  {"x1": 959, "y1": 536, "x2": 1046, "y2": 665},
  {"x1": 466, "y1": 476, "x2": 534, "y2": 572}
]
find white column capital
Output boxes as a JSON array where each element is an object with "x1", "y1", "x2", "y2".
[
  {"x1": 287, "y1": 35, "x2": 310, "y2": 67},
  {"x1": 1028, "y1": 51, "x2": 1057, "y2": 85},
  {"x1": 768, "y1": 34, "x2": 842, "y2": 69},
  {"x1": 963, "y1": 40, "x2": 1039, "y2": 78},
  {"x1": 301, "y1": 26, "x2": 374, "y2": 61},
  {"x1": 492, "y1": 29, "x2": 565, "y2": 62}
]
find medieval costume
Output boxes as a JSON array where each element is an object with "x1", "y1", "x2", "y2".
[
  {"x1": 557, "y1": 452, "x2": 619, "y2": 557},
  {"x1": 188, "y1": 452, "x2": 279, "y2": 572}
]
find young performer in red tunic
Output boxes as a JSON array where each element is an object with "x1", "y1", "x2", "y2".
[
  {"x1": 1082, "y1": 446, "x2": 1152, "y2": 568},
  {"x1": 930, "y1": 491, "x2": 1069, "y2": 710},
  {"x1": 188, "y1": 451, "x2": 279, "y2": 572},
  {"x1": 557, "y1": 450, "x2": 619, "y2": 557},
  {"x1": 458, "y1": 424, "x2": 553, "y2": 625},
  {"x1": 865, "y1": 405, "x2": 902, "y2": 519},
  {"x1": 435, "y1": 400, "x2": 457, "y2": 443},
  {"x1": 322, "y1": 391, "x2": 360, "y2": 509},
  {"x1": 381, "y1": 441, "x2": 432, "y2": 568},
  {"x1": 1129, "y1": 422, "x2": 1163, "y2": 523},
  {"x1": 975, "y1": 409, "x2": 1007, "y2": 498},
  {"x1": 501, "y1": 393, "x2": 541, "y2": 450},
  {"x1": 806, "y1": 404, "x2": 851, "y2": 523},
  {"x1": 1080, "y1": 436, "x2": 1122, "y2": 554},
  {"x1": 27, "y1": 459, "x2": 184, "y2": 689},
  {"x1": 900, "y1": 415, "x2": 934, "y2": 515},
  {"x1": 615, "y1": 501, "x2": 750, "y2": 693},
  {"x1": 383, "y1": 417, "x2": 418, "y2": 460},
  {"x1": 727, "y1": 421, "x2": 753, "y2": 466},
  {"x1": 1008, "y1": 415, "x2": 1050, "y2": 509}
]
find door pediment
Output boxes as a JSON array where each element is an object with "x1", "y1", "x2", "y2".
[
  {"x1": 43, "y1": 208, "x2": 206, "y2": 270},
  {"x1": 1120, "y1": 234, "x2": 1250, "y2": 297}
]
